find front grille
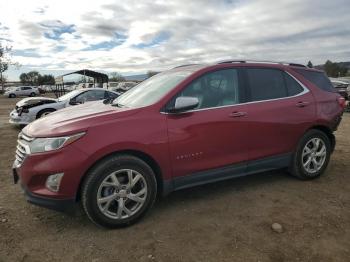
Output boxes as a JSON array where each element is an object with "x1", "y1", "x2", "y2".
[{"x1": 15, "y1": 132, "x2": 33, "y2": 166}]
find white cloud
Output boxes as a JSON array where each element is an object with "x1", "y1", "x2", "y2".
[{"x1": 0, "y1": 0, "x2": 349, "y2": 80}]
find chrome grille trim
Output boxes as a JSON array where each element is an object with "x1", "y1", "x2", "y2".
[{"x1": 14, "y1": 133, "x2": 32, "y2": 167}]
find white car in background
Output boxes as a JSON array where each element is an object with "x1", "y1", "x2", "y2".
[
  {"x1": 4, "y1": 86, "x2": 40, "y2": 98},
  {"x1": 9, "y1": 88, "x2": 119, "y2": 125}
]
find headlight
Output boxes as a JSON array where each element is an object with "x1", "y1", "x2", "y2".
[{"x1": 28, "y1": 132, "x2": 85, "y2": 154}]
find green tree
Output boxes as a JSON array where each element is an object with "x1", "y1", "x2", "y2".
[
  {"x1": 324, "y1": 60, "x2": 348, "y2": 77},
  {"x1": 109, "y1": 72, "x2": 125, "y2": 82},
  {"x1": 38, "y1": 74, "x2": 55, "y2": 85},
  {"x1": 307, "y1": 61, "x2": 313, "y2": 68}
]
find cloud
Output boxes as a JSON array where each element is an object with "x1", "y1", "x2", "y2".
[{"x1": 0, "y1": 0, "x2": 349, "y2": 80}]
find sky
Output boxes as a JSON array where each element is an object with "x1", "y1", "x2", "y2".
[{"x1": 0, "y1": 0, "x2": 349, "y2": 81}]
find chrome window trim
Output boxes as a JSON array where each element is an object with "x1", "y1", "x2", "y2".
[{"x1": 161, "y1": 71, "x2": 309, "y2": 114}]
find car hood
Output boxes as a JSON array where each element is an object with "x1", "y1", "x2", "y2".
[
  {"x1": 23, "y1": 101, "x2": 138, "y2": 137},
  {"x1": 16, "y1": 97, "x2": 57, "y2": 108}
]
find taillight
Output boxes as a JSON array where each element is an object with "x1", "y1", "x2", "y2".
[{"x1": 337, "y1": 97, "x2": 346, "y2": 109}]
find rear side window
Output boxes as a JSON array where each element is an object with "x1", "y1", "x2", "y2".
[
  {"x1": 284, "y1": 73, "x2": 304, "y2": 96},
  {"x1": 295, "y1": 69, "x2": 335, "y2": 92},
  {"x1": 246, "y1": 69, "x2": 287, "y2": 101}
]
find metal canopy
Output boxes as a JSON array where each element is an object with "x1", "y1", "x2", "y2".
[{"x1": 60, "y1": 69, "x2": 109, "y2": 83}]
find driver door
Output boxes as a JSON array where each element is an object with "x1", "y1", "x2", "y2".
[{"x1": 166, "y1": 68, "x2": 250, "y2": 183}]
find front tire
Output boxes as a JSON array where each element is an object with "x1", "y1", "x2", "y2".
[
  {"x1": 289, "y1": 129, "x2": 331, "y2": 180},
  {"x1": 81, "y1": 155, "x2": 157, "y2": 228},
  {"x1": 9, "y1": 93, "x2": 16, "y2": 98}
]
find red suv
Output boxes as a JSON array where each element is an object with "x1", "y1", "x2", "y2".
[{"x1": 13, "y1": 61, "x2": 345, "y2": 228}]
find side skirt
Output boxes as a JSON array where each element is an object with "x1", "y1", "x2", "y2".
[{"x1": 162, "y1": 153, "x2": 292, "y2": 195}]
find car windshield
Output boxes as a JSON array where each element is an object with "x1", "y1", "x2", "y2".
[
  {"x1": 57, "y1": 90, "x2": 82, "y2": 101},
  {"x1": 112, "y1": 70, "x2": 193, "y2": 108}
]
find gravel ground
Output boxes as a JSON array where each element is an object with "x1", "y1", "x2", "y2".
[{"x1": 0, "y1": 95, "x2": 349, "y2": 262}]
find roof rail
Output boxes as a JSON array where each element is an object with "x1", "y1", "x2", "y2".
[
  {"x1": 173, "y1": 64, "x2": 199, "y2": 69},
  {"x1": 217, "y1": 60, "x2": 306, "y2": 68}
]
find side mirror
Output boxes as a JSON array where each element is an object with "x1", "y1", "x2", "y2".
[
  {"x1": 168, "y1": 96, "x2": 199, "y2": 113},
  {"x1": 69, "y1": 99, "x2": 79, "y2": 105}
]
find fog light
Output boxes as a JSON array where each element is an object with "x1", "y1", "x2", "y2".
[{"x1": 45, "y1": 173, "x2": 64, "y2": 192}]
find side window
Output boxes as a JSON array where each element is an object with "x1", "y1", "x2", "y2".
[
  {"x1": 294, "y1": 69, "x2": 335, "y2": 92},
  {"x1": 246, "y1": 69, "x2": 287, "y2": 102},
  {"x1": 106, "y1": 91, "x2": 119, "y2": 99},
  {"x1": 75, "y1": 90, "x2": 104, "y2": 103},
  {"x1": 172, "y1": 69, "x2": 241, "y2": 110},
  {"x1": 284, "y1": 73, "x2": 304, "y2": 96}
]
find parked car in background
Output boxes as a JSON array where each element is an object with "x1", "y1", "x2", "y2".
[
  {"x1": 9, "y1": 88, "x2": 119, "y2": 125},
  {"x1": 4, "y1": 86, "x2": 40, "y2": 98},
  {"x1": 12, "y1": 61, "x2": 345, "y2": 228},
  {"x1": 330, "y1": 79, "x2": 349, "y2": 100}
]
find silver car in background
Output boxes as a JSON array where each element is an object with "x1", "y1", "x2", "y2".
[
  {"x1": 9, "y1": 88, "x2": 119, "y2": 125},
  {"x1": 4, "y1": 86, "x2": 40, "y2": 98}
]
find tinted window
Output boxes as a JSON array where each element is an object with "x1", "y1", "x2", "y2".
[
  {"x1": 172, "y1": 69, "x2": 241, "y2": 109},
  {"x1": 284, "y1": 73, "x2": 304, "y2": 96},
  {"x1": 106, "y1": 91, "x2": 119, "y2": 99},
  {"x1": 21, "y1": 86, "x2": 32, "y2": 90},
  {"x1": 295, "y1": 69, "x2": 335, "y2": 92},
  {"x1": 246, "y1": 69, "x2": 287, "y2": 101},
  {"x1": 75, "y1": 90, "x2": 105, "y2": 103}
]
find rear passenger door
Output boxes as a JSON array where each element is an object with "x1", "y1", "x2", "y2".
[{"x1": 242, "y1": 67, "x2": 315, "y2": 162}]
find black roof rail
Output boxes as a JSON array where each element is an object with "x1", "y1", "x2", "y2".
[
  {"x1": 217, "y1": 60, "x2": 306, "y2": 68},
  {"x1": 173, "y1": 64, "x2": 199, "y2": 69}
]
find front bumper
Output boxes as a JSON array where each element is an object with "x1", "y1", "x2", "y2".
[
  {"x1": 9, "y1": 110, "x2": 31, "y2": 125},
  {"x1": 12, "y1": 143, "x2": 90, "y2": 213}
]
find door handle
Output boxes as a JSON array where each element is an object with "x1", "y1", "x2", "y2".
[
  {"x1": 296, "y1": 101, "x2": 310, "y2": 108},
  {"x1": 229, "y1": 111, "x2": 247, "y2": 118}
]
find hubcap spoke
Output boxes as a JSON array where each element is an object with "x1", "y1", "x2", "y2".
[
  {"x1": 302, "y1": 138, "x2": 327, "y2": 174},
  {"x1": 97, "y1": 169, "x2": 148, "y2": 220}
]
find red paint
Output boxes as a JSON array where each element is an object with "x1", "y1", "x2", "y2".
[{"x1": 16, "y1": 63, "x2": 344, "y2": 202}]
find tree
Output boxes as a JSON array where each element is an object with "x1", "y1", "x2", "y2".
[
  {"x1": 20, "y1": 72, "x2": 55, "y2": 85},
  {"x1": 109, "y1": 72, "x2": 125, "y2": 82},
  {"x1": 0, "y1": 43, "x2": 19, "y2": 91},
  {"x1": 307, "y1": 61, "x2": 313, "y2": 68},
  {"x1": 324, "y1": 60, "x2": 348, "y2": 77},
  {"x1": 147, "y1": 70, "x2": 159, "y2": 78}
]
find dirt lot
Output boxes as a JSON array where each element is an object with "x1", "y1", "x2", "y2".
[{"x1": 0, "y1": 95, "x2": 349, "y2": 262}]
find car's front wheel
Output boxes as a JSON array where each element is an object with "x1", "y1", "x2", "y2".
[
  {"x1": 289, "y1": 129, "x2": 331, "y2": 179},
  {"x1": 81, "y1": 155, "x2": 157, "y2": 228},
  {"x1": 9, "y1": 93, "x2": 16, "y2": 98}
]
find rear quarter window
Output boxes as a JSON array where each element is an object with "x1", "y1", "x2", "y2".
[{"x1": 294, "y1": 69, "x2": 335, "y2": 92}]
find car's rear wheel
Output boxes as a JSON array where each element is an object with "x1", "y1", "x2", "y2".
[
  {"x1": 37, "y1": 109, "x2": 55, "y2": 119},
  {"x1": 9, "y1": 93, "x2": 16, "y2": 98},
  {"x1": 30, "y1": 92, "x2": 36, "y2": 97},
  {"x1": 289, "y1": 129, "x2": 331, "y2": 179},
  {"x1": 81, "y1": 155, "x2": 157, "y2": 228}
]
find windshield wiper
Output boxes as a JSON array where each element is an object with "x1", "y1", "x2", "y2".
[{"x1": 112, "y1": 102, "x2": 125, "y2": 108}]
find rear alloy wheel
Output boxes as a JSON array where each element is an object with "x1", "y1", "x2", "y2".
[
  {"x1": 82, "y1": 155, "x2": 157, "y2": 228},
  {"x1": 30, "y1": 92, "x2": 36, "y2": 97},
  {"x1": 289, "y1": 129, "x2": 331, "y2": 179}
]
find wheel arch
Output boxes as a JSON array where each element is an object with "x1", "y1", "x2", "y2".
[
  {"x1": 308, "y1": 125, "x2": 335, "y2": 152},
  {"x1": 36, "y1": 108, "x2": 56, "y2": 119},
  {"x1": 76, "y1": 149, "x2": 165, "y2": 202}
]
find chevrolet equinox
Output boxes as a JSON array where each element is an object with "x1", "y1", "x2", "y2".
[{"x1": 13, "y1": 61, "x2": 345, "y2": 228}]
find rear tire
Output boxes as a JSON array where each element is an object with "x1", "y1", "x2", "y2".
[
  {"x1": 36, "y1": 109, "x2": 55, "y2": 119},
  {"x1": 289, "y1": 129, "x2": 331, "y2": 180},
  {"x1": 30, "y1": 92, "x2": 36, "y2": 97},
  {"x1": 81, "y1": 155, "x2": 157, "y2": 228}
]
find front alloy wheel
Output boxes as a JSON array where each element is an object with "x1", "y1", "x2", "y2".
[
  {"x1": 97, "y1": 169, "x2": 147, "y2": 219},
  {"x1": 82, "y1": 155, "x2": 157, "y2": 228}
]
